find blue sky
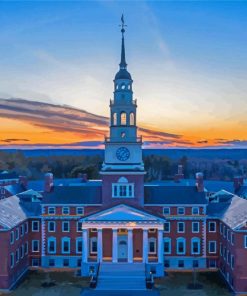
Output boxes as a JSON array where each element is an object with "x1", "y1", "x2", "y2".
[{"x1": 0, "y1": 1, "x2": 247, "y2": 147}]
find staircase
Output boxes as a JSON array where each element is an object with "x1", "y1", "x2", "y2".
[
  {"x1": 81, "y1": 263, "x2": 160, "y2": 295},
  {"x1": 96, "y1": 263, "x2": 146, "y2": 290}
]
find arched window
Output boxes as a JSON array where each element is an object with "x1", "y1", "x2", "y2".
[
  {"x1": 121, "y1": 83, "x2": 126, "y2": 90},
  {"x1": 113, "y1": 113, "x2": 117, "y2": 125},
  {"x1": 176, "y1": 237, "x2": 186, "y2": 255},
  {"x1": 130, "y1": 112, "x2": 135, "y2": 125},
  {"x1": 191, "y1": 237, "x2": 200, "y2": 255},
  {"x1": 118, "y1": 177, "x2": 128, "y2": 183},
  {"x1": 120, "y1": 112, "x2": 127, "y2": 125}
]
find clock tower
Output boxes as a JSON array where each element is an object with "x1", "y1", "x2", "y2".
[{"x1": 101, "y1": 15, "x2": 145, "y2": 207}]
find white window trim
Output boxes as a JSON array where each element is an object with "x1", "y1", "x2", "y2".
[
  {"x1": 77, "y1": 221, "x2": 83, "y2": 232},
  {"x1": 21, "y1": 244, "x2": 24, "y2": 259},
  {"x1": 148, "y1": 237, "x2": 157, "y2": 254},
  {"x1": 177, "y1": 222, "x2": 185, "y2": 233},
  {"x1": 25, "y1": 242, "x2": 28, "y2": 255},
  {"x1": 16, "y1": 248, "x2": 20, "y2": 263},
  {"x1": 48, "y1": 221, "x2": 56, "y2": 232},
  {"x1": 208, "y1": 241, "x2": 217, "y2": 254},
  {"x1": 192, "y1": 207, "x2": 199, "y2": 215},
  {"x1": 90, "y1": 237, "x2": 97, "y2": 254},
  {"x1": 164, "y1": 222, "x2": 170, "y2": 233},
  {"x1": 32, "y1": 221, "x2": 40, "y2": 232},
  {"x1": 163, "y1": 207, "x2": 170, "y2": 216},
  {"x1": 231, "y1": 233, "x2": 234, "y2": 245},
  {"x1": 10, "y1": 252, "x2": 14, "y2": 268},
  {"x1": 48, "y1": 207, "x2": 56, "y2": 215},
  {"x1": 62, "y1": 207, "x2": 70, "y2": 215},
  {"x1": 164, "y1": 238, "x2": 171, "y2": 254},
  {"x1": 191, "y1": 237, "x2": 200, "y2": 255},
  {"x1": 244, "y1": 235, "x2": 247, "y2": 248},
  {"x1": 62, "y1": 221, "x2": 70, "y2": 232},
  {"x1": 25, "y1": 221, "x2": 28, "y2": 234},
  {"x1": 48, "y1": 237, "x2": 56, "y2": 254},
  {"x1": 209, "y1": 221, "x2": 216, "y2": 232},
  {"x1": 192, "y1": 222, "x2": 199, "y2": 233},
  {"x1": 177, "y1": 207, "x2": 185, "y2": 215},
  {"x1": 76, "y1": 207, "x2": 84, "y2": 215},
  {"x1": 32, "y1": 240, "x2": 39, "y2": 252},
  {"x1": 76, "y1": 237, "x2": 83, "y2": 254},
  {"x1": 112, "y1": 183, "x2": 134, "y2": 198},
  {"x1": 176, "y1": 237, "x2": 186, "y2": 255},
  {"x1": 16, "y1": 228, "x2": 19, "y2": 240},
  {"x1": 10, "y1": 231, "x2": 14, "y2": 244},
  {"x1": 62, "y1": 237, "x2": 70, "y2": 254}
]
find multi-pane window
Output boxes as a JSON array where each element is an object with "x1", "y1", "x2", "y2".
[
  {"x1": 62, "y1": 221, "x2": 70, "y2": 232},
  {"x1": 62, "y1": 207, "x2": 70, "y2": 215},
  {"x1": 32, "y1": 221, "x2": 39, "y2": 232},
  {"x1": 192, "y1": 222, "x2": 199, "y2": 233},
  {"x1": 112, "y1": 184, "x2": 134, "y2": 198},
  {"x1": 48, "y1": 221, "x2": 56, "y2": 232},
  {"x1": 48, "y1": 238, "x2": 56, "y2": 254},
  {"x1": 77, "y1": 207, "x2": 84, "y2": 215},
  {"x1": 77, "y1": 221, "x2": 83, "y2": 232},
  {"x1": 231, "y1": 233, "x2": 235, "y2": 245},
  {"x1": 148, "y1": 238, "x2": 156, "y2": 254},
  {"x1": 178, "y1": 222, "x2": 185, "y2": 233},
  {"x1": 178, "y1": 260, "x2": 184, "y2": 268},
  {"x1": 177, "y1": 207, "x2": 185, "y2": 215},
  {"x1": 244, "y1": 235, "x2": 247, "y2": 248},
  {"x1": 90, "y1": 238, "x2": 97, "y2": 254},
  {"x1": 163, "y1": 207, "x2": 170, "y2": 215},
  {"x1": 10, "y1": 231, "x2": 14, "y2": 244},
  {"x1": 193, "y1": 260, "x2": 199, "y2": 268},
  {"x1": 192, "y1": 207, "x2": 199, "y2": 215},
  {"x1": 227, "y1": 229, "x2": 230, "y2": 241},
  {"x1": 164, "y1": 222, "x2": 170, "y2": 233},
  {"x1": 20, "y1": 225, "x2": 24, "y2": 237},
  {"x1": 164, "y1": 238, "x2": 171, "y2": 254},
  {"x1": 63, "y1": 259, "x2": 69, "y2": 267},
  {"x1": 223, "y1": 226, "x2": 226, "y2": 238},
  {"x1": 16, "y1": 228, "x2": 19, "y2": 240},
  {"x1": 76, "y1": 238, "x2": 83, "y2": 254},
  {"x1": 32, "y1": 240, "x2": 39, "y2": 252},
  {"x1": 209, "y1": 221, "x2": 216, "y2": 232},
  {"x1": 16, "y1": 248, "x2": 20, "y2": 263},
  {"x1": 32, "y1": 258, "x2": 39, "y2": 267},
  {"x1": 10, "y1": 253, "x2": 14, "y2": 268},
  {"x1": 62, "y1": 238, "x2": 70, "y2": 254},
  {"x1": 177, "y1": 238, "x2": 185, "y2": 254},
  {"x1": 191, "y1": 238, "x2": 200, "y2": 255},
  {"x1": 49, "y1": 259, "x2": 55, "y2": 267},
  {"x1": 21, "y1": 244, "x2": 24, "y2": 258},
  {"x1": 48, "y1": 207, "x2": 55, "y2": 215},
  {"x1": 25, "y1": 222, "x2": 28, "y2": 234},
  {"x1": 25, "y1": 242, "x2": 28, "y2": 255},
  {"x1": 208, "y1": 241, "x2": 216, "y2": 253}
]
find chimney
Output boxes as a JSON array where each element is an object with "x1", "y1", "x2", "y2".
[
  {"x1": 174, "y1": 164, "x2": 184, "y2": 183},
  {"x1": 196, "y1": 172, "x2": 204, "y2": 192},
  {"x1": 233, "y1": 176, "x2": 244, "y2": 193},
  {"x1": 19, "y1": 176, "x2": 28, "y2": 190},
  {"x1": 44, "y1": 173, "x2": 54, "y2": 193}
]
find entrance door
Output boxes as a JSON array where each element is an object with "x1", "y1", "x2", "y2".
[{"x1": 118, "y1": 236, "x2": 128, "y2": 260}]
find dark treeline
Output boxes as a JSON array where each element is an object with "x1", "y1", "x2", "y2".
[{"x1": 0, "y1": 151, "x2": 246, "y2": 181}]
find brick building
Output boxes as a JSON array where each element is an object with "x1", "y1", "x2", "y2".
[{"x1": 0, "y1": 19, "x2": 247, "y2": 294}]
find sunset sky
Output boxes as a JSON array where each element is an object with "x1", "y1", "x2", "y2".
[{"x1": 0, "y1": 1, "x2": 247, "y2": 148}]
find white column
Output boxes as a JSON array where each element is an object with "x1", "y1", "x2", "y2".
[
  {"x1": 128, "y1": 229, "x2": 133, "y2": 263},
  {"x1": 82, "y1": 229, "x2": 88, "y2": 263},
  {"x1": 112, "y1": 228, "x2": 118, "y2": 263},
  {"x1": 97, "y1": 228, "x2": 103, "y2": 262},
  {"x1": 143, "y1": 229, "x2": 148, "y2": 263},
  {"x1": 158, "y1": 229, "x2": 164, "y2": 264}
]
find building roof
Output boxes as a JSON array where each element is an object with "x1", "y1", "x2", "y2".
[
  {"x1": 236, "y1": 185, "x2": 247, "y2": 199},
  {"x1": 207, "y1": 195, "x2": 247, "y2": 229},
  {"x1": 42, "y1": 185, "x2": 102, "y2": 205},
  {"x1": 3, "y1": 183, "x2": 24, "y2": 195},
  {"x1": 147, "y1": 179, "x2": 234, "y2": 193},
  {"x1": 144, "y1": 185, "x2": 207, "y2": 204},
  {"x1": 0, "y1": 195, "x2": 41, "y2": 230}
]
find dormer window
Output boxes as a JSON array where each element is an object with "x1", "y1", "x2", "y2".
[{"x1": 112, "y1": 177, "x2": 134, "y2": 198}]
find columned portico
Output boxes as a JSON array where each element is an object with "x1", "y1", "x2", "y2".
[{"x1": 80, "y1": 204, "x2": 165, "y2": 277}]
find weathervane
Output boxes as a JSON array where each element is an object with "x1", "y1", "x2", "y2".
[{"x1": 120, "y1": 14, "x2": 127, "y2": 36}]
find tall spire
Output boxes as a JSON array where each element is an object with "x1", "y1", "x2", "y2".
[{"x1": 120, "y1": 14, "x2": 127, "y2": 69}]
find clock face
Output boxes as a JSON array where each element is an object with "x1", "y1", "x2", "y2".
[{"x1": 116, "y1": 147, "x2": 130, "y2": 161}]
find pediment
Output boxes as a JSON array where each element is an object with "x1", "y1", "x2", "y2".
[{"x1": 82, "y1": 204, "x2": 164, "y2": 223}]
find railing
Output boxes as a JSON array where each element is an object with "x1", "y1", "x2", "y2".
[
  {"x1": 104, "y1": 136, "x2": 142, "y2": 143},
  {"x1": 89, "y1": 263, "x2": 100, "y2": 289},
  {"x1": 110, "y1": 99, "x2": 137, "y2": 106},
  {"x1": 145, "y1": 263, "x2": 154, "y2": 290}
]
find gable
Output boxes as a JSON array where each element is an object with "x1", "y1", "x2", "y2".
[{"x1": 82, "y1": 204, "x2": 164, "y2": 223}]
